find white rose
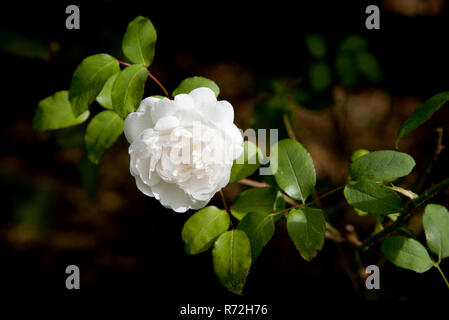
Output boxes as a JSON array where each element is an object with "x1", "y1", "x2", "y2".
[{"x1": 124, "y1": 87, "x2": 243, "y2": 212}]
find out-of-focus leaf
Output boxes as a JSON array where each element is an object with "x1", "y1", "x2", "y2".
[
  {"x1": 309, "y1": 62, "x2": 331, "y2": 92},
  {"x1": 0, "y1": 27, "x2": 58, "y2": 60},
  {"x1": 335, "y1": 54, "x2": 358, "y2": 87},
  {"x1": 338, "y1": 35, "x2": 368, "y2": 53},
  {"x1": 305, "y1": 33, "x2": 327, "y2": 58},
  {"x1": 356, "y1": 52, "x2": 382, "y2": 83},
  {"x1": 78, "y1": 153, "x2": 100, "y2": 200}
]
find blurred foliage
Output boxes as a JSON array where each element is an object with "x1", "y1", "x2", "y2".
[{"x1": 0, "y1": 27, "x2": 59, "y2": 60}]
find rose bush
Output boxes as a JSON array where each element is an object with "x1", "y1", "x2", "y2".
[
  {"x1": 32, "y1": 15, "x2": 449, "y2": 296},
  {"x1": 124, "y1": 87, "x2": 244, "y2": 212}
]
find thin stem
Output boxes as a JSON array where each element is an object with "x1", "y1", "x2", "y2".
[
  {"x1": 411, "y1": 128, "x2": 443, "y2": 192},
  {"x1": 219, "y1": 189, "x2": 229, "y2": 212},
  {"x1": 282, "y1": 114, "x2": 297, "y2": 140},
  {"x1": 147, "y1": 71, "x2": 170, "y2": 98},
  {"x1": 307, "y1": 186, "x2": 345, "y2": 207},
  {"x1": 118, "y1": 60, "x2": 170, "y2": 98},
  {"x1": 359, "y1": 177, "x2": 449, "y2": 251},
  {"x1": 434, "y1": 264, "x2": 449, "y2": 290},
  {"x1": 118, "y1": 60, "x2": 131, "y2": 67},
  {"x1": 237, "y1": 178, "x2": 270, "y2": 188}
]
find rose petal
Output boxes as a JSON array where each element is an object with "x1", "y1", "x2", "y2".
[
  {"x1": 151, "y1": 181, "x2": 196, "y2": 212},
  {"x1": 124, "y1": 98, "x2": 158, "y2": 143},
  {"x1": 154, "y1": 115, "x2": 180, "y2": 132}
]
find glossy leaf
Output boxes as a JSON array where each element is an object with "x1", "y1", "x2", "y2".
[
  {"x1": 349, "y1": 150, "x2": 415, "y2": 182},
  {"x1": 172, "y1": 76, "x2": 220, "y2": 97},
  {"x1": 85, "y1": 111, "x2": 124, "y2": 164},
  {"x1": 182, "y1": 206, "x2": 230, "y2": 255},
  {"x1": 96, "y1": 73, "x2": 118, "y2": 109},
  {"x1": 230, "y1": 187, "x2": 278, "y2": 220},
  {"x1": 112, "y1": 64, "x2": 148, "y2": 118},
  {"x1": 230, "y1": 141, "x2": 263, "y2": 183},
  {"x1": 287, "y1": 207, "x2": 326, "y2": 261},
  {"x1": 270, "y1": 139, "x2": 316, "y2": 202},
  {"x1": 33, "y1": 91, "x2": 89, "y2": 131},
  {"x1": 381, "y1": 236, "x2": 434, "y2": 273},
  {"x1": 122, "y1": 16, "x2": 157, "y2": 66},
  {"x1": 237, "y1": 212, "x2": 275, "y2": 261},
  {"x1": 344, "y1": 180, "x2": 403, "y2": 215},
  {"x1": 423, "y1": 204, "x2": 449, "y2": 259},
  {"x1": 396, "y1": 91, "x2": 449, "y2": 148},
  {"x1": 212, "y1": 230, "x2": 252, "y2": 295},
  {"x1": 69, "y1": 54, "x2": 119, "y2": 116}
]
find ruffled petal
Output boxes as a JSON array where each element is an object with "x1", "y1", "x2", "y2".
[
  {"x1": 124, "y1": 98, "x2": 158, "y2": 143},
  {"x1": 151, "y1": 181, "x2": 197, "y2": 213}
]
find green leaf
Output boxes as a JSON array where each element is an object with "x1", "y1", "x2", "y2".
[
  {"x1": 350, "y1": 149, "x2": 370, "y2": 162},
  {"x1": 287, "y1": 207, "x2": 326, "y2": 261},
  {"x1": 85, "y1": 110, "x2": 124, "y2": 164},
  {"x1": 309, "y1": 62, "x2": 331, "y2": 92},
  {"x1": 305, "y1": 33, "x2": 327, "y2": 59},
  {"x1": 335, "y1": 54, "x2": 358, "y2": 87},
  {"x1": 33, "y1": 91, "x2": 89, "y2": 131},
  {"x1": 338, "y1": 35, "x2": 368, "y2": 53},
  {"x1": 69, "y1": 54, "x2": 119, "y2": 116},
  {"x1": 229, "y1": 141, "x2": 263, "y2": 183},
  {"x1": 212, "y1": 230, "x2": 252, "y2": 295},
  {"x1": 270, "y1": 139, "x2": 316, "y2": 202},
  {"x1": 355, "y1": 51, "x2": 382, "y2": 83},
  {"x1": 344, "y1": 180, "x2": 403, "y2": 215},
  {"x1": 396, "y1": 91, "x2": 449, "y2": 147},
  {"x1": 182, "y1": 206, "x2": 230, "y2": 255},
  {"x1": 348, "y1": 150, "x2": 415, "y2": 182},
  {"x1": 237, "y1": 212, "x2": 275, "y2": 261},
  {"x1": 423, "y1": 204, "x2": 449, "y2": 259},
  {"x1": 96, "y1": 73, "x2": 118, "y2": 109},
  {"x1": 122, "y1": 16, "x2": 157, "y2": 67},
  {"x1": 172, "y1": 76, "x2": 220, "y2": 97},
  {"x1": 381, "y1": 236, "x2": 434, "y2": 273},
  {"x1": 112, "y1": 64, "x2": 148, "y2": 118},
  {"x1": 230, "y1": 187, "x2": 278, "y2": 220}
]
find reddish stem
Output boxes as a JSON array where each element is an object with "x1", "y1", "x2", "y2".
[{"x1": 117, "y1": 60, "x2": 170, "y2": 99}]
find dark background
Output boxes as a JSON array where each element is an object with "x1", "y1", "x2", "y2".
[{"x1": 1, "y1": 0, "x2": 449, "y2": 311}]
